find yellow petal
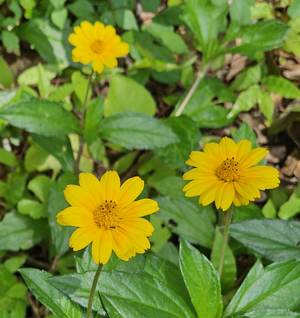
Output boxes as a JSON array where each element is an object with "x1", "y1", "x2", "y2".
[
  {"x1": 235, "y1": 139, "x2": 252, "y2": 162},
  {"x1": 94, "y1": 21, "x2": 105, "y2": 39},
  {"x1": 121, "y1": 199, "x2": 159, "y2": 218},
  {"x1": 198, "y1": 181, "x2": 223, "y2": 206},
  {"x1": 92, "y1": 58, "x2": 105, "y2": 73},
  {"x1": 186, "y1": 151, "x2": 220, "y2": 170},
  {"x1": 79, "y1": 173, "x2": 101, "y2": 206},
  {"x1": 69, "y1": 226, "x2": 100, "y2": 251},
  {"x1": 92, "y1": 230, "x2": 112, "y2": 265},
  {"x1": 183, "y1": 179, "x2": 219, "y2": 197},
  {"x1": 99, "y1": 171, "x2": 120, "y2": 202},
  {"x1": 215, "y1": 182, "x2": 235, "y2": 211},
  {"x1": 233, "y1": 191, "x2": 249, "y2": 206},
  {"x1": 243, "y1": 165, "x2": 279, "y2": 179},
  {"x1": 119, "y1": 218, "x2": 154, "y2": 236},
  {"x1": 63, "y1": 185, "x2": 97, "y2": 211},
  {"x1": 219, "y1": 137, "x2": 237, "y2": 160},
  {"x1": 203, "y1": 142, "x2": 222, "y2": 161},
  {"x1": 239, "y1": 148, "x2": 268, "y2": 170},
  {"x1": 100, "y1": 55, "x2": 118, "y2": 68},
  {"x1": 111, "y1": 230, "x2": 134, "y2": 261},
  {"x1": 56, "y1": 207, "x2": 95, "y2": 227},
  {"x1": 115, "y1": 176, "x2": 144, "y2": 207},
  {"x1": 68, "y1": 33, "x2": 89, "y2": 47},
  {"x1": 80, "y1": 21, "x2": 96, "y2": 42},
  {"x1": 182, "y1": 168, "x2": 216, "y2": 181},
  {"x1": 233, "y1": 182, "x2": 260, "y2": 201},
  {"x1": 102, "y1": 25, "x2": 116, "y2": 42}
]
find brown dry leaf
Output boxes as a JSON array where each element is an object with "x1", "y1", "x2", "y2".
[
  {"x1": 281, "y1": 149, "x2": 300, "y2": 177},
  {"x1": 225, "y1": 54, "x2": 248, "y2": 81}
]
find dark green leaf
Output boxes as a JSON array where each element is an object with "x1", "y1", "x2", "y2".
[
  {"x1": 154, "y1": 115, "x2": 201, "y2": 170},
  {"x1": 229, "y1": 309, "x2": 300, "y2": 318},
  {"x1": 232, "y1": 122, "x2": 258, "y2": 148},
  {"x1": 154, "y1": 196, "x2": 215, "y2": 248},
  {"x1": 179, "y1": 239, "x2": 223, "y2": 318},
  {"x1": 68, "y1": 0, "x2": 94, "y2": 18},
  {"x1": 224, "y1": 259, "x2": 300, "y2": 316},
  {"x1": 0, "y1": 211, "x2": 48, "y2": 251},
  {"x1": 0, "y1": 100, "x2": 80, "y2": 137},
  {"x1": 150, "y1": 176, "x2": 187, "y2": 199},
  {"x1": 31, "y1": 134, "x2": 75, "y2": 172},
  {"x1": 19, "y1": 268, "x2": 83, "y2": 318},
  {"x1": 229, "y1": 219, "x2": 300, "y2": 262},
  {"x1": 48, "y1": 270, "x2": 196, "y2": 317},
  {"x1": 229, "y1": 0, "x2": 254, "y2": 26},
  {"x1": 114, "y1": 9, "x2": 138, "y2": 30},
  {"x1": 98, "y1": 111, "x2": 179, "y2": 150}
]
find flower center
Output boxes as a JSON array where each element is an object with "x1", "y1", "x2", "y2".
[
  {"x1": 216, "y1": 157, "x2": 240, "y2": 182},
  {"x1": 90, "y1": 40, "x2": 103, "y2": 54},
  {"x1": 93, "y1": 200, "x2": 121, "y2": 230}
]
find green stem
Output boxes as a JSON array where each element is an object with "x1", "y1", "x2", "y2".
[
  {"x1": 86, "y1": 263, "x2": 103, "y2": 318},
  {"x1": 218, "y1": 205, "x2": 234, "y2": 277}
]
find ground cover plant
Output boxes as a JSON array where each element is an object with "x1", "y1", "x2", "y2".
[{"x1": 0, "y1": 0, "x2": 300, "y2": 317}]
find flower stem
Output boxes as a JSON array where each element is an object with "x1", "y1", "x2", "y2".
[
  {"x1": 86, "y1": 263, "x2": 103, "y2": 318},
  {"x1": 218, "y1": 205, "x2": 234, "y2": 277}
]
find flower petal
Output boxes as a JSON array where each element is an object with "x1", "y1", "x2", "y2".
[
  {"x1": 69, "y1": 226, "x2": 100, "y2": 251},
  {"x1": 235, "y1": 139, "x2": 252, "y2": 162},
  {"x1": 92, "y1": 58, "x2": 105, "y2": 73},
  {"x1": 92, "y1": 230, "x2": 112, "y2": 264},
  {"x1": 56, "y1": 207, "x2": 95, "y2": 227},
  {"x1": 121, "y1": 199, "x2": 159, "y2": 218},
  {"x1": 203, "y1": 142, "x2": 222, "y2": 161},
  {"x1": 94, "y1": 21, "x2": 105, "y2": 39},
  {"x1": 182, "y1": 168, "x2": 217, "y2": 181},
  {"x1": 186, "y1": 151, "x2": 220, "y2": 171},
  {"x1": 79, "y1": 173, "x2": 101, "y2": 206},
  {"x1": 111, "y1": 230, "x2": 135, "y2": 261},
  {"x1": 80, "y1": 21, "x2": 96, "y2": 42},
  {"x1": 103, "y1": 25, "x2": 116, "y2": 42},
  {"x1": 100, "y1": 55, "x2": 117, "y2": 68},
  {"x1": 215, "y1": 182, "x2": 235, "y2": 211},
  {"x1": 183, "y1": 179, "x2": 219, "y2": 197},
  {"x1": 219, "y1": 137, "x2": 237, "y2": 160},
  {"x1": 119, "y1": 218, "x2": 154, "y2": 236},
  {"x1": 234, "y1": 181, "x2": 260, "y2": 201},
  {"x1": 198, "y1": 181, "x2": 224, "y2": 206},
  {"x1": 115, "y1": 176, "x2": 144, "y2": 208},
  {"x1": 63, "y1": 185, "x2": 97, "y2": 211},
  {"x1": 99, "y1": 171, "x2": 120, "y2": 202},
  {"x1": 239, "y1": 148, "x2": 269, "y2": 170}
]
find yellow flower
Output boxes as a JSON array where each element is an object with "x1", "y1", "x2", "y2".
[
  {"x1": 68, "y1": 21, "x2": 130, "y2": 73},
  {"x1": 56, "y1": 171, "x2": 159, "y2": 265},
  {"x1": 183, "y1": 137, "x2": 280, "y2": 211}
]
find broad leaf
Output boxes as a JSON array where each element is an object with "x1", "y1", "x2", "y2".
[
  {"x1": 48, "y1": 270, "x2": 196, "y2": 318},
  {"x1": 0, "y1": 100, "x2": 80, "y2": 137},
  {"x1": 0, "y1": 211, "x2": 48, "y2": 251},
  {"x1": 19, "y1": 268, "x2": 84, "y2": 318},
  {"x1": 98, "y1": 111, "x2": 179, "y2": 150},
  {"x1": 229, "y1": 309, "x2": 300, "y2": 318},
  {"x1": 179, "y1": 239, "x2": 223, "y2": 318},
  {"x1": 224, "y1": 259, "x2": 300, "y2": 316},
  {"x1": 229, "y1": 219, "x2": 300, "y2": 262},
  {"x1": 154, "y1": 196, "x2": 215, "y2": 249},
  {"x1": 104, "y1": 74, "x2": 156, "y2": 117}
]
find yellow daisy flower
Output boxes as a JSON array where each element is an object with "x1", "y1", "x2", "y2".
[
  {"x1": 56, "y1": 171, "x2": 159, "y2": 265},
  {"x1": 68, "y1": 21, "x2": 130, "y2": 73},
  {"x1": 183, "y1": 137, "x2": 280, "y2": 211}
]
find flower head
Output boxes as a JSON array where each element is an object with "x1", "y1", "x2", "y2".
[
  {"x1": 57, "y1": 171, "x2": 159, "y2": 264},
  {"x1": 68, "y1": 21, "x2": 130, "y2": 73},
  {"x1": 183, "y1": 137, "x2": 280, "y2": 211}
]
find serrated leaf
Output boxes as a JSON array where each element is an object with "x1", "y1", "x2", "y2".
[
  {"x1": 227, "y1": 85, "x2": 260, "y2": 119},
  {"x1": 0, "y1": 211, "x2": 48, "y2": 251},
  {"x1": 181, "y1": 0, "x2": 228, "y2": 66},
  {"x1": 47, "y1": 270, "x2": 196, "y2": 317},
  {"x1": 104, "y1": 75, "x2": 156, "y2": 117},
  {"x1": 261, "y1": 75, "x2": 300, "y2": 99},
  {"x1": 224, "y1": 259, "x2": 300, "y2": 316},
  {"x1": 154, "y1": 115, "x2": 201, "y2": 170},
  {"x1": 154, "y1": 196, "x2": 215, "y2": 248},
  {"x1": 229, "y1": 219, "x2": 300, "y2": 262},
  {"x1": 19, "y1": 268, "x2": 83, "y2": 318},
  {"x1": 229, "y1": 309, "x2": 300, "y2": 318},
  {"x1": 179, "y1": 239, "x2": 223, "y2": 318},
  {"x1": 98, "y1": 111, "x2": 179, "y2": 150},
  {"x1": 0, "y1": 100, "x2": 80, "y2": 137}
]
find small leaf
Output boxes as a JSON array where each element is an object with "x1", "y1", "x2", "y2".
[
  {"x1": 179, "y1": 238, "x2": 223, "y2": 318},
  {"x1": 114, "y1": 9, "x2": 138, "y2": 30},
  {"x1": 261, "y1": 75, "x2": 300, "y2": 99},
  {"x1": 258, "y1": 90, "x2": 274, "y2": 124},
  {"x1": 230, "y1": 65, "x2": 261, "y2": 91},
  {"x1": 0, "y1": 56, "x2": 14, "y2": 89},
  {"x1": 229, "y1": 219, "x2": 300, "y2": 262},
  {"x1": 0, "y1": 211, "x2": 48, "y2": 251},
  {"x1": 104, "y1": 75, "x2": 156, "y2": 117},
  {"x1": 0, "y1": 100, "x2": 80, "y2": 137},
  {"x1": 98, "y1": 111, "x2": 179, "y2": 150},
  {"x1": 232, "y1": 121, "x2": 258, "y2": 148},
  {"x1": 0, "y1": 148, "x2": 18, "y2": 166},
  {"x1": 38, "y1": 63, "x2": 51, "y2": 98}
]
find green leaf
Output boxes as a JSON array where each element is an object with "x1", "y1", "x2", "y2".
[
  {"x1": 113, "y1": 151, "x2": 139, "y2": 175},
  {"x1": 19, "y1": 268, "x2": 83, "y2": 318},
  {"x1": 278, "y1": 185, "x2": 300, "y2": 219},
  {"x1": 150, "y1": 176, "x2": 187, "y2": 199},
  {"x1": 227, "y1": 85, "x2": 260, "y2": 119},
  {"x1": 258, "y1": 90, "x2": 274, "y2": 124},
  {"x1": 224, "y1": 259, "x2": 300, "y2": 316},
  {"x1": 287, "y1": 0, "x2": 300, "y2": 19},
  {"x1": 229, "y1": 0, "x2": 254, "y2": 26},
  {"x1": 104, "y1": 75, "x2": 156, "y2": 117},
  {"x1": 0, "y1": 56, "x2": 14, "y2": 89},
  {"x1": 71, "y1": 71, "x2": 92, "y2": 110},
  {"x1": 38, "y1": 63, "x2": 51, "y2": 98},
  {"x1": 149, "y1": 215, "x2": 172, "y2": 253},
  {"x1": 68, "y1": 0, "x2": 95, "y2": 18},
  {"x1": 179, "y1": 238, "x2": 223, "y2": 318},
  {"x1": 141, "y1": 0, "x2": 160, "y2": 13},
  {"x1": 262, "y1": 199, "x2": 277, "y2": 218},
  {"x1": 211, "y1": 227, "x2": 236, "y2": 293},
  {"x1": 98, "y1": 111, "x2": 179, "y2": 150},
  {"x1": 154, "y1": 196, "x2": 215, "y2": 248},
  {"x1": 232, "y1": 121, "x2": 258, "y2": 148},
  {"x1": 0, "y1": 148, "x2": 18, "y2": 166},
  {"x1": 48, "y1": 173, "x2": 78, "y2": 257},
  {"x1": 114, "y1": 9, "x2": 138, "y2": 30},
  {"x1": 229, "y1": 219, "x2": 300, "y2": 262},
  {"x1": 230, "y1": 65, "x2": 261, "y2": 91},
  {"x1": 160, "y1": 32, "x2": 189, "y2": 54},
  {"x1": 0, "y1": 211, "x2": 48, "y2": 251},
  {"x1": 0, "y1": 100, "x2": 80, "y2": 136},
  {"x1": 48, "y1": 270, "x2": 196, "y2": 317},
  {"x1": 154, "y1": 115, "x2": 201, "y2": 170},
  {"x1": 4, "y1": 255, "x2": 27, "y2": 273},
  {"x1": 31, "y1": 134, "x2": 75, "y2": 172},
  {"x1": 181, "y1": 0, "x2": 228, "y2": 66},
  {"x1": 225, "y1": 20, "x2": 291, "y2": 59},
  {"x1": 17, "y1": 64, "x2": 57, "y2": 86},
  {"x1": 2, "y1": 30, "x2": 20, "y2": 56},
  {"x1": 261, "y1": 75, "x2": 300, "y2": 99},
  {"x1": 230, "y1": 309, "x2": 300, "y2": 318},
  {"x1": 51, "y1": 7, "x2": 68, "y2": 30},
  {"x1": 83, "y1": 96, "x2": 104, "y2": 145},
  {"x1": 4, "y1": 171, "x2": 28, "y2": 209}
]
